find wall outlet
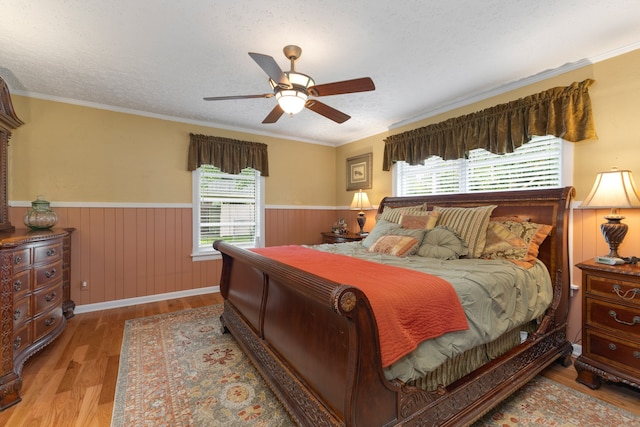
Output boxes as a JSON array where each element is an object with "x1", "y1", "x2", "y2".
[{"x1": 81, "y1": 280, "x2": 88, "y2": 291}]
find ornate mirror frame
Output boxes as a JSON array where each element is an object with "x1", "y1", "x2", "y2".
[{"x1": 0, "y1": 77, "x2": 24, "y2": 233}]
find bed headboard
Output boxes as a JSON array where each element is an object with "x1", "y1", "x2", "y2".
[{"x1": 378, "y1": 187, "x2": 575, "y2": 288}]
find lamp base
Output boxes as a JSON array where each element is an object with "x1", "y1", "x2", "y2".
[
  {"x1": 356, "y1": 213, "x2": 366, "y2": 235},
  {"x1": 601, "y1": 216, "x2": 628, "y2": 258}
]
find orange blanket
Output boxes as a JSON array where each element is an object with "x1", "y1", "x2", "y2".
[{"x1": 252, "y1": 246, "x2": 469, "y2": 367}]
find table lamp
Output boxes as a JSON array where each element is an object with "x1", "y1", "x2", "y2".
[
  {"x1": 580, "y1": 167, "x2": 640, "y2": 258},
  {"x1": 350, "y1": 189, "x2": 373, "y2": 235}
]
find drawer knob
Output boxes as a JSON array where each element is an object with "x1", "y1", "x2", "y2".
[
  {"x1": 608, "y1": 310, "x2": 640, "y2": 326},
  {"x1": 608, "y1": 343, "x2": 617, "y2": 351},
  {"x1": 45, "y1": 268, "x2": 57, "y2": 278},
  {"x1": 13, "y1": 336, "x2": 21, "y2": 350},
  {"x1": 613, "y1": 284, "x2": 640, "y2": 300},
  {"x1": 45, "y1": 291, "x2": 57, "y2": 302},
  {"x1": 14, "y1": 255, "x2": 22, "y2": 265},
  {"x1": 634, "y1": 351, "x2": 640, "y2": 359},
  {"x1": 45, "y1": 317, "x2": 56, "y2": 327},
  {"x1": 14, "y1": 308, "x2": 21, "y2": 321},
  {"x1": 13, "y1": 280, "x2": 22, "y2": 292},
  {"x1": 46, "y1": 248, "x2": 57, "y2": 256}
]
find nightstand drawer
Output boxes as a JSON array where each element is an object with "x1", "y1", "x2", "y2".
[
  {"x1": 586, "y1": 298, "x2": 640, "y2": 339},
  {"x1": 586, "y1": 274, "x2": 640, "y2": 302},
  {"x1": 585, "y1": 329, "x2": 640, "y2": 375}
]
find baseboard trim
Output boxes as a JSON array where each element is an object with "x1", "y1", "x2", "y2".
[{"x1": 74, "y1": 286, "x2": 220, "y2": 314}]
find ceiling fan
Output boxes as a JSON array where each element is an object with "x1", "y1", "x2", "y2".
[{"x1": 203, "y1": 45, "x2": 375, "y2": 124}]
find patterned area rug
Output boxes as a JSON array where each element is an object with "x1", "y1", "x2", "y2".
[{"x1": 111, "y1": 305, "x2": 640, "y2": 426}]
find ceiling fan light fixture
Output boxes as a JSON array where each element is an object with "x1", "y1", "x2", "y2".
[{"x1": 275, "y1": 90, "x2": 307, "y2": 115}]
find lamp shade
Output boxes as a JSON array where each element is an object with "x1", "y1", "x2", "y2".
[
  {"x1": 350, "y1": 189, "x2": 373, "y2": 211},
  {"x1": 580, "y1": 168, "x2": 640, "y2": 209}
]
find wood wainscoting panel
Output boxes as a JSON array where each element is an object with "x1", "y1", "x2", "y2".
[
  {"x1": 9, "y1": 206, "x2": 222, "y2": 307},
  {"x1": 8, "y1": 205, "x2": 353, "y2": 307}
]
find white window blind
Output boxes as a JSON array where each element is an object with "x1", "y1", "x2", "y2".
[
  {"x1": 396, "y1": 136, "x2": 562, "y2": 196},
  {"x1": 193, "y1": 165, "x2": 262, "y2": 256}
]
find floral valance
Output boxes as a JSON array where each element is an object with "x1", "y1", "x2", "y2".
[
  {"x1": 188, "y1": 133, "x2": 269, "y2": 176},
  {"x1": 383, "y1": 79, "x2": 597, "y2": 171}
]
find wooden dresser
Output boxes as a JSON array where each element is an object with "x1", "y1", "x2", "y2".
[
  {"x1": 0, "y1": 229, "x2": 75, "y2": 410},
  {"x1": 575, "y1": 258, "x2": 640, "y2": 390}
]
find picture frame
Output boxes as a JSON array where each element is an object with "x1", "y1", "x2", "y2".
[{"x1": 346, "y1": 153, "x2": 372, "y2": 191}]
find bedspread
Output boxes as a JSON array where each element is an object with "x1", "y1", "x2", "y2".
[
  {"x1": 307, "y1": 241, "x2": 553, "y2": 383},
  {"x1": 252, "y1": 246, "x2": 469, "y2": 367}
]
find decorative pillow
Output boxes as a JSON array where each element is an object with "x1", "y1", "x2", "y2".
[
  {"x1": 432, "y1": 205, "x2": 496, "y2": 258},
  {"x1": 481, "y1": 220, "x2": 553, "y2": 268},
  {"x1": 417, "y1": 226, "x2": 468, "y2": 259},
  {"x1": 377, "y1": 204, "x2": 426, "y2": 224},
  {"x1": 399, "y1": 211, "x2": 440, "y2": 230},
  {"x1": 362, "y1": 219, "x2": 426, "y2": 249},
  {"x1": 368, "y1": 235, "x2": 420, "y2": 257}
]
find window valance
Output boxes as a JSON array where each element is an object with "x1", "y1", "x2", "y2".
[
  {"x1": 383, "y1": 79, "x2": 596, "y2": 171},
  {"x1": 188, "y1": 133, "x2": 269, "y2": 176}
]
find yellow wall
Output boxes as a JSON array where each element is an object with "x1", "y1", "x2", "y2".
[
  {"x1": 337, "y1": 49, "x2": 640, "y2": 205},
  {"x1": 10, "y1": 49, "x2": 640, "y2": 208},
  {"x1": 9, "y1": 97, "x2": 337, "y2": 206}
]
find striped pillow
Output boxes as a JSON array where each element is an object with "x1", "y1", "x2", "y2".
[
  {"x1": 377, "y1": 204, "x2": 426, "y2": 224},
  {"x1": 433, "y1": 205, "x2": 496, "y2": 258}
]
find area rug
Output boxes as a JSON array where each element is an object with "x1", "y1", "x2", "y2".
[{"x1": 111, "y1": 305, "x2": 640, "y2": 426}]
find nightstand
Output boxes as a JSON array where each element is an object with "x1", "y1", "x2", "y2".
[
  {"x1": 321, "y1": 231, "x2": 366, "y2": 244},
  {"x1": 575, "y1": 258, "x2": 640, "y2": 390}
]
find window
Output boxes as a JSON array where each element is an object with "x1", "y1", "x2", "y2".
[
  {"x1": 192, "y1": 165, "x2": 264, "y2": 259},
  {"x1": 395, "y1": 136, "x2": 571, "y2": 196}
]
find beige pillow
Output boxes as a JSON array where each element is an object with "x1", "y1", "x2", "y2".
[
  {"x1": 399, "y1": 211, "x2": 440, "y2": 230},
  {"x1": 432, "y1": 205, "x2": 496, "y2": 258},
  {"x1": 368, "y1": 235, "x2": 420, "y2": 257},
  {"x1": 377, "y1": 204, "x2": 426, "y2": 224},
  {"x1": 362, "y1": 219, "x2": 426, "y2": 249}
]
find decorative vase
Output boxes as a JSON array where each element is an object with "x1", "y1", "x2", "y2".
[{"x1": 23, "y1": 196, "x2": 58, "y2": 230}]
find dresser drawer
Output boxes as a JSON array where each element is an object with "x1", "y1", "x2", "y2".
[
  {"x1": 34, "y1": 306, "x2": 64, "y2": 343},
  {"x1": 584, "y1": 329, "x2": 640, "y2": 375},
  {"x1": 586, "y1": 297, "x2": 640, "y2": 339},
  {"x1": 13, "y1": 296, "x2": 32, "y2": 329},
  {"x1": 13, "y1": 323, "x2": 33, "y2": 354},
  {"x1": 586, "y1": 273, "x2": 640, "y2": 302},
  {"x1": 34, "y1": 282, "x2": 62, "y2": 314},
  {"x1": 12, "y1": 248, "x2": 31, "y2": 272},
  {"x1": 34, "y1": 259, "x2": 63, "y2": 290},
  {"x1": 12, "y1": 269, "x2": 31, "y2": 299},
  {"x1": 34, "y1": 241, "x2": 62, "y2": 264}
]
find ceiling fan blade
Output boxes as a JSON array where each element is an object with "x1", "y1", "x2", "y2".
[
  {"x1": 203, "y1": 94, "x2": 274, "y2": 101},
  {"x1": 248, "y1": 52, "x2": 291, "y2": 88},
  {"x1": 262, "y1": 104, "x2": 284, "y2": 124},
  {"x1": 305, "y1": 100, "x2": 350, "y2": 123},
  {"x1": 307, "y1": 77, "x2": 375, "y2": 97}
]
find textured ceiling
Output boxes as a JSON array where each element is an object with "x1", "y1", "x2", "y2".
[{"x1": 2, "y1": 0, "x2": 640, "y2": 146}]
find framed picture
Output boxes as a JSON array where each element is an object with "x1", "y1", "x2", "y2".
[{"x1": 346, "y1": 153, "x2": 372, "y2": 191}]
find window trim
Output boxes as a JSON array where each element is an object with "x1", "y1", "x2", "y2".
[{"x1": 191, "y1": 167, "x2": 265, "y2": 261}]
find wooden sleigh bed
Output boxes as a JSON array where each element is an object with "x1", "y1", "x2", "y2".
[{"x1": 214, "y1": 187, "x2": 575, "y2": 426}]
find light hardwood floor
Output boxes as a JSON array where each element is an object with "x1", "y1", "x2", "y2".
[{"x1": 0, "y1": 293, "x2": 637, "y2": 426}]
